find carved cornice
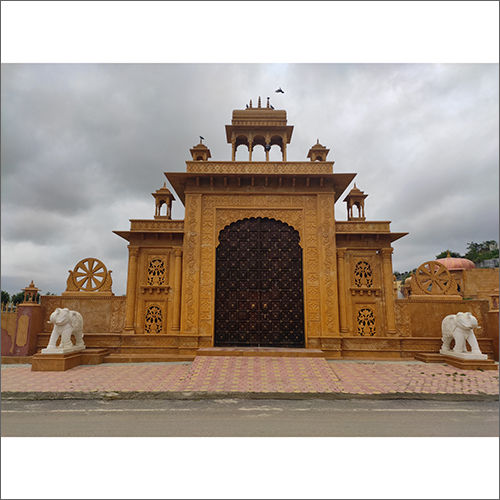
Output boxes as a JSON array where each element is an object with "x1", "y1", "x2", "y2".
[
  {"x1": 186, "y1": 161, "x2": 333, "y2": 175},
  {"x1": 129, "y1": 220, "x2": 185, "y2": 232},
  {"x1": 336, "y1": 221, "x2": 391, "y2": 232}
]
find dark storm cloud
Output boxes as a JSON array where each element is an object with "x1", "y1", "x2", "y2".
[{"x1": 1, "y1": 64, "x2": 498, "y2": 294}]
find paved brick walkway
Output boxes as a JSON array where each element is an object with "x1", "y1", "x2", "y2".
[{"x1": 2, "y1": 357, "x2": 498, "y2": 396}]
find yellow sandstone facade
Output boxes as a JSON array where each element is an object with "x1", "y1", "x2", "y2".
[
  {"x1": 4, "y1": 102, "x2": 497, "y2": 362},
  {"x1": 114, "y1": 102, "x2": 408, "y2": 355}
]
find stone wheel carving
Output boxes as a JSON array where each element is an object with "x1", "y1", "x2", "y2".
[
  {"x1": 414, "y1": 261, "x2": 452, "y2": 295},
  {"x1": 73, "y1": 258, "x2": 107, "y2": 291}
]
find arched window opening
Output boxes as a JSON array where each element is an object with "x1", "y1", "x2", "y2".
[
  {"x1": 252, "y1": 144, "x2": 266, "y2": 161},
  {"x1": 269, "y1": 144, "x2": 282, "y2": 161},
  {"x1": 159, "y1": 201, "x2": 168, "y2": 217},
  {"x1": 354, "y1": 202, "x2": 362, "y2": 218},
  {"x1": 235, "y1": 143, "x2": 249, "y2": 161}
]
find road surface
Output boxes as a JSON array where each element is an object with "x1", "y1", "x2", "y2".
[{"x1": 2, "y1": 398, "x2": 498, "y2": 436}]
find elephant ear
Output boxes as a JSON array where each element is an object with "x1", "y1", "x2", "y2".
[{"x1": 455, "y1": 313, "x2": 469, "y2": 329}]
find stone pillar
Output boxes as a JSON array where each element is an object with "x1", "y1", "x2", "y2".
[
  {"x1": 248, "y1": 140, "x2": 253, "y2": 161},
  {"x1": 282, "y1": 141, "x2": 287, "y2": 161},
  {"x1": 172, "y1": 248, "x2": 182, "y2": 331},
  {"x1": 4, "y1": 281, "x2": 43, "y2": 356},
  {"x1": 337, "y1": 248, "x2": 348, "y2": 333},
  {"x1": 124, "y1": 247, "x2": 139, "y2": 332},
  {"x1": 381, "y1": 248, "x2": 397, "y2": 335},
  {"x1": 231, "y1": 139, "x2": 236, "y2": 161}
]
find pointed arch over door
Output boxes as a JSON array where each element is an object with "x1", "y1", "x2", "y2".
[{"x1": 214, "y1": 217, "x2": 305, "y2": 347}]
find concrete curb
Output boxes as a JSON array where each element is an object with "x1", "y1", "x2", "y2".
[{"x1": 2, "y1": 391, "x2": 498, "y2": 401}]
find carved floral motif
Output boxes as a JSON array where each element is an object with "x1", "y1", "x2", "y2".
[
  {"x1": 147, "y1": 259, "x2": 166, "y2": 286},
  {"x1": 144, "y1": 305, "x2": 163, "y2": 334},
  {"x1": 354, "y1": 261, "x2": 373, "y2": 288},
  {"x1": 357, "y1": 308, "x2": 376, "y2": 336}
]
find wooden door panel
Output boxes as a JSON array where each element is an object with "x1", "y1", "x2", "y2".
[{"x1": 214, "y1": 217, "x2": 305, "y2": 347}]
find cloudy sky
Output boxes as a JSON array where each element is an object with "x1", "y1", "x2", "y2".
[{"x1": 1, "y1": 63, "x2": 498, "y2": 295}]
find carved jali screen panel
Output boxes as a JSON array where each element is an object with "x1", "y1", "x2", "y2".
[{"x1": 214, "y1": 217, "x2": 305, "y2": 347}]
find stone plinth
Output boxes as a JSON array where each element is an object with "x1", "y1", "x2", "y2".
[
  {"x1": 41, "y1": 345, "x2": 85, "y2": 355},
  {"x1": 31, "y1": 348, "x2": 109, "y2": 371},
  {"x1": 415, "y1": 352, "x2": 497, "y2": 370},
  {"x1": 439, "y1": 349, "x2": 488, "y2": 360}
]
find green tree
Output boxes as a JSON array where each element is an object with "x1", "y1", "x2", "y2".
[
  {"x1": 11, "y1": 292, "x2": 25, "y2": 305},
  {"x1": 464, "y1": 240, "x2": 499, "y2": 263},
  {"x1": 1, "y1": 290, "x2": 10, "y2": 304}
]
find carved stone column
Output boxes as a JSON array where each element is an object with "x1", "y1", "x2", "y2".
[
  {"x1": 248, "y1": 139, "x2": 253, "y2": 161},
  {"x1": 337, "y1": 248, "x2": 348, "y2": 333},
  {"x1": 381, "y1": 248, "x2": 397, "y2": 335},
  {"x1": 124, "y1": 247, "x2": 139, "y2": 332},
  {"x1": 231, "y1": 139, "x2": 236, "y2": 161},
  {"x1": 282, "y1": 140, "x2": 287, "y2": 161},
  {"x1": 172, "y1": 248, "x2": 182, "y2": 331}
]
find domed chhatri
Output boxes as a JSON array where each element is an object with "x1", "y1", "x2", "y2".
[
  {"x1": 307, "y1": 139, "x2": 330, "y2": 162},
  {"x1": 436, "y1": 252, "x2": 476, "y2": 271}
]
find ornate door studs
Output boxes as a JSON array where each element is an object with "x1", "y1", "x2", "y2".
[{"x1": 214, "y1": 217, "x2": 305, "y2": 347}]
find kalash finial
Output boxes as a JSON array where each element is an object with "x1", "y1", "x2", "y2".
[
  {"x1": 267, "y1": 97, "x2": 270, "y2": 108},
  {"x1": 249, "y1": 99, "x2": 253, "y2": 109},
  {"x1": 258, "y1": 96, "x2": 261, "y2": 108}
]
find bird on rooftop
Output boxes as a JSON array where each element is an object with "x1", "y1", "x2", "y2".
[
  {"x1": 199, "y1": 136, "x2": 205, "y2": 142},
  {"x1": 245, "y1": 104, "x2": 249, "y2": 109},
  {"x1": 275, "y1": 87, "x2": 284, "y2": 93},
  {"x1": 270, "y1": 104, "x2": 275, "y2": 110}
]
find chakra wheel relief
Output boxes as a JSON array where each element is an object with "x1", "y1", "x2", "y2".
[
  {"x1": 68, "y1": 257, "x2": 111, "y2": 292},
  {"x1": 357, "y1": 308, "x2": 376, "y2": 336},
  {"x1": 413, "y1": 261, "x2": 453, "y2": 295},
  {"x1": 144, "y1": 305, "x2": 163, "y2": 334},
  {"x1": 354, "y1": 261, "x2": 373, "y2": 287},
  {"x1": 147, "y1": 258, "x2": 166, "y2": 285}
]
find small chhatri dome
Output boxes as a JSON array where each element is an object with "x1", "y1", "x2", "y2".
[
  {"x1": 436, "y1": 253, "x2": 476, "y2": 270},
  {"x1": 347, "y1": 183, "x2": 365, "y2": 196},
  {"x1": 343, "y1": 183, "x2": 368, "y2": 221},
  {"x1": 190, "y1": 141, "x2": 212, "y2": 161},
  {"x1": 307, "y1": 139, "x2": 330, "y2": 161},
  {"x1": 152, "y1": 182, "x2": 174, "y2": 219}
]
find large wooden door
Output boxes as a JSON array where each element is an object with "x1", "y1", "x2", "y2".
[{"x1": 214, "y1": 217, "x2": 305, "y2": 347}]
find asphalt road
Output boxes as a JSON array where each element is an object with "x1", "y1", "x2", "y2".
[{"x1": 2, "y1": 398, "x2": 498, "y2": 436}]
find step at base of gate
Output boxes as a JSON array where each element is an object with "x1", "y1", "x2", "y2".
[
  {"x1": 197, "y1": 347, "x2": 325, "y2": 358},
  {"x1": 103, "y1": 353, "x2": 195, "y2": 363}
]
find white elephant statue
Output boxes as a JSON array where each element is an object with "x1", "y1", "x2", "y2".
[
  {"x1": 440, "y1": 312, "x2": 486, "y2": 359},
  {"x1": 42, "y1": 307, "x2": 85, "y2": 354}
]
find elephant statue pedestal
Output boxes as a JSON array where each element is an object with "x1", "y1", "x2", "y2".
[
  {"x1": 440, "y1": 350, "x2": 488, "y2": 361},
  {"x1": 439, "y1": 312, "x2": 487, "y2": 360},
  {"x1": 40, "y1": 308, "x2": 86, "y2": 355}
]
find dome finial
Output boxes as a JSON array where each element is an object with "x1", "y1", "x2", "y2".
[
  {"x1": 258, "y1": 96, "x2": 261, "y2": 108},
  {"x1": 446, "y1": 250, "x2": 451, "y2": 258}
]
